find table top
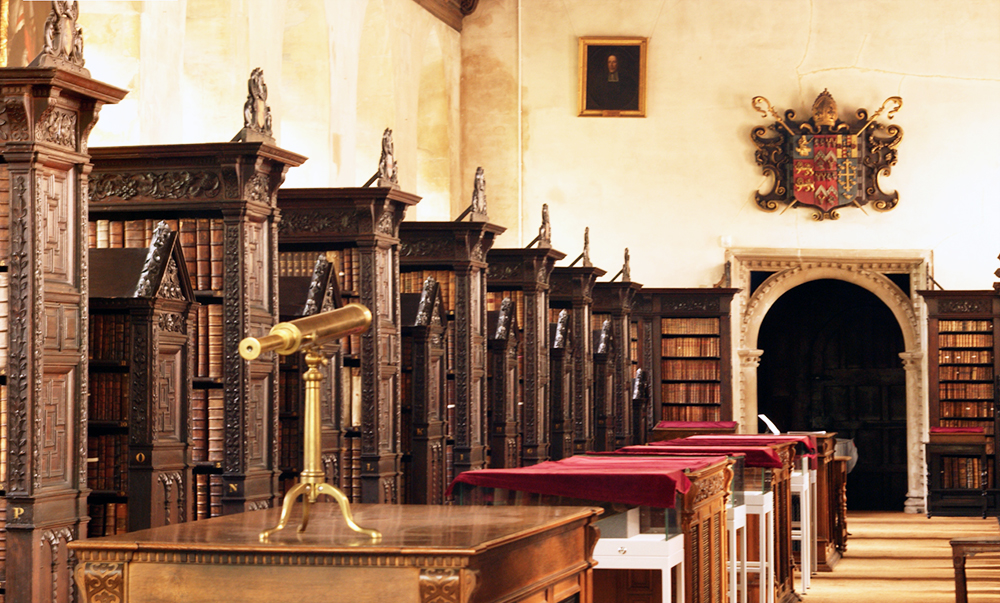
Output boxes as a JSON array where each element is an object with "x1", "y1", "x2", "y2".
[{"x1": 68, "y1": 504, "x2": 600, "y2": 556}]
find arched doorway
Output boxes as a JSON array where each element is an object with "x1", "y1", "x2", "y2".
[{"x1": 757, "y1": 279, "x2": 907, "y2": 510}]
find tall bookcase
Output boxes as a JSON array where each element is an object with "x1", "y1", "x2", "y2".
[
  {"x1": 399, "y1": 220, "x2": 504, "y2": 479},
  {"x1": 88, "y1": 142, "x2": 305, "y2": 518},
  {"x1": 88, "y1": 226, "x2": 195, "y2": 535},
  {"x1": 486, "y1": 247, "x2": 565, "y2": 465},
  {"x1": 0, "y1": 54, "x2": 127, "y2": 602},
  {"x1": 633, "y1": 288, "x2": 738, "y2": 426},
  {"x1": 400, "y1": 279, "x2": 447, "y2": 503},
  {"x1": 592, "y1": 279, "x2": 643, "y2": 448},
  {"x1": 277, "y1": 187, "x2": 418, "y2": 503},
  {"x1": 921, "y1": 290, "x2": 1000, "y2": 515},
  {"x1": 549, "y1": 265, "x2": 605, "y2": 454}
]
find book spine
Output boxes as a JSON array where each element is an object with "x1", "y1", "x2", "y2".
[
  {"x1": 196, "y1": 218, "x2": 211, "y2": 291},
  {"x1": 209, "y1": 218, "x2": 224, "y2": 292}
]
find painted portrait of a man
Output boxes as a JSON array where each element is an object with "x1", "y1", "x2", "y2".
[{"x1": 579, "y1": 38, "x2": 646, "y2": 117}]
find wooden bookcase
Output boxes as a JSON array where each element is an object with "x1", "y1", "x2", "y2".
[
  {"x1": 400, "y1": 279, "x2": 447, "y2": 503},
  {"x1": 88, "y1": 142, "x2": 305, "y2": 518},
  {"x1": 592, "y1": 280, "x2": 642, "y2": 449},
  {"x1": 921, "y1": 290, "x2": 1000, "y2": 516},
  {"x1": 633, "y1": 288, "x2": 738, "y2": 426},
  {"x1": 0, "y1": 60, "x2": 127, "y2": 602},
  {"x1": 88, "y1": 226, "x2": 196, "y2": 535},
  {"x1": 487, "y1": 299, "x2": 520, "y2": 468},
  {"x1": 277, "y1": 187, "x2": 418, "y2": 503},
  {"x1": 399, "y1": 220, "x2": 504, "y2": 479},
  {"x1": 486, "y1": 247, "x2": 565, "y2": 465},
  {"x1": 549, "y1": 266, "x2": 606, "y2": 455},
  {"x1": 548, "y1": 310, "x2": 573, "y2": 460}
]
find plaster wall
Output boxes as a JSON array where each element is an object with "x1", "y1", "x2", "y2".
[
  {"x1": 76, "y1": 0, "x2": 462, "y2": 218},
  {"x1": 462, "y1": 0, "x2": 1000, "y2": 289}
]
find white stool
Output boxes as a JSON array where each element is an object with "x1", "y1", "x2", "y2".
[
  {"x1": 790, "y1": 464, "x2": 813, "y2": 591},
  {"x1": 727, "y1": 503, "x2": 748, "y2": 603},
  {"x1": 744, "y1": 490, "x2": 775, "y2": 603},
  {"x1": 594, "y1": 532, "x2": 685, "y2": 603}
]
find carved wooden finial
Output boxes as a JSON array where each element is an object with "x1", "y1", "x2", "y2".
[
  {"x1": 538, "y1": 204, "x2": 552, "y2": 248},
  {"x1": 622, "y1": 248, "x2": 631, "y2": 282},
  {"x1": 582, "y1": 227, "x2": 591, "y2": 267},
  {"x1": 232, "y1": 68, "x2": 275, "y2": 143},
  {"x1": 29, "y1": 1, "x2": 87, "y2": 73},
  {"x1": 471, "y1": 166, "x2": 487, "y2": 217},
  {"x1": 378, "y1": 128, "x2": 399, "y2": 188}
]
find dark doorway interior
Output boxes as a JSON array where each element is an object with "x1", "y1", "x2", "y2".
[{"x1": 757, "y1": 279, "x2": 907, "y2": 510}]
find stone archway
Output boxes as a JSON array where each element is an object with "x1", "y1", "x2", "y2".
[{"x1": 726, "y1": 249, "x2": 932, "y2": 513}]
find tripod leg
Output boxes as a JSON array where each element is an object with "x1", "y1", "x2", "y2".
[
  {"x1": 259, "y1": 482, "x2": 309, "y2": 543},
  {"x1": 298, "y1": 486, "x2": 313, "y2": 533},
  {"x1": 314, "y1": 483, "x2": 381, "y2": 541}
]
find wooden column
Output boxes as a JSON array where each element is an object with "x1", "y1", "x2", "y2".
[
  {"x1": 486, "y1": 248, "x2": 565, "y2": 466},
  {"x1": 592, "y1": 281, "x2": 642, "y2": 449},
  {"x1": 487, "y1": 298, "x2": 519, "y2": 467},
  {"x1": 0, "y1": 60, "x2": 126, "y2": 602}
]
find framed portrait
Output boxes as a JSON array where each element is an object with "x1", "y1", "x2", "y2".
[{"x1": 578, "y1": 37, "x2": 647, "y2": 117}]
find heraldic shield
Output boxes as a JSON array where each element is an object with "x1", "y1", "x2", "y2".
[{"x1": 751, "y1": 89, "x2": 903, "y2": 221}]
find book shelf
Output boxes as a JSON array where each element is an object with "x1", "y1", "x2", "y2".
[
  {"x1": 400, "y1": 278, "x2": 447, "y2": 503},
  {"x1": 592, "y1": 279, "x2": 643, "y2": 449},
  {"x1": 921, "y1": 290, "x2": 1000, "y2": 516},
  {"x1": 88, "y1": 225, "x2": 196, "y2": 535},
  {"x1": 486, "y1": 247, "x2": 566, "y2": 465},
  {"x1": 89, "y1": 142, "x2": 305, "y2": 518},
  {"x1": 632, "y1": 289, "x2": 738, "y2": 428},
  {"x1": 548, "y1": 309, "x2": 573, "y2": 460},
  {"x1": 487, "y1": 299, "x2": 520, "y2": 468},
  {"x1": 0, "y1": 57, "x2": 127, "y2": 603},
  {"x1": 550, "y1": 265, "x2": 606, "y2": 454},
  {"x1": 277, "y1": 187, "x2": 418, "y2": 503},
  {"x1": 399, "y1": 220, "x2": 504, "y2": 480}
]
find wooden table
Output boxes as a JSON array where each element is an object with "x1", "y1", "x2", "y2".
[
  {"x1": 950, "y1": 537, "x2": 1000, "y2": 603},
  {"x1": 70, "y1": 504, "x2": 600, "y2": 603}
]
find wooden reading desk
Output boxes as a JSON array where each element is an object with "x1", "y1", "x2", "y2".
[
  {"x1": 70, "y1": 504, "x2": 600, "y2": 603},
  {"x1": 950, "y1": 536, "x2": 1000, "y2": 603}
]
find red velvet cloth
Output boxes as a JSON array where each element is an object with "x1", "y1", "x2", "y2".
[
  {"x1": 616, "y1": 443, "x2": 783, "y2": 468},
  {"x1": 930, "y1": 426, "x2": 985, "y2": 434},
  {"x1": 654, "y1": 421, "x2": 739, "y2": 431},
  {"x1": 679, "y1": 434, "x2": 817, "y2": 454},
  {"x1": 447, "y1": 454, "x2": 729, "y2": 508}
]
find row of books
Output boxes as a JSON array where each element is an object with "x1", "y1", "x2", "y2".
[
  {"x1": 87, "y1": 502, "x2": 127, "y2": 538},
  {"x1": 0, "y1": 271, "x2": 7, "y2": 374},
  {"x1": 938, "y1": 419, "x2": 995, "y2": 453},
  {"x1": 939, "y1": 365, "x2": 994, "y2": 381},
  {"x1": 189, "y1": 388, "x2": 225, "y2": 466},
  {"x1": 939, "y1": 383, "x2": 994, "y2": 400},
  {"x1": 939, "y1": 349, "x2": 994, "y2": 364},
  {"x1": 401, "y1": 270, "x2": 457, "y2": 313},
  {"x1": 278, "y1": 249, "x2": 362, "y2": 293},
  {"x1": 661, "y1": 336, "x2": 720, "y2": 357},
  {"x1": 89, "y1": 313, "x2": 131, "y2": 362},
  {"x1": 0, "y1": 386, "x2": 6, "y2": 485},
  {"x1": 661, "y1": 403, "x2": 722, "y2": 422},
  {"x1": 940, "y1": 456, "x2": 991, "y2": 490},
  {"x1": 661, "y1": 382, "x2": 722, "y2": 404},
  {"x1": 939, "y1": 320, "x2": 993, "y2": 332},
  {"x1": 662, "y1": 317, "x2": 719, "y2": 335},
  {"x1": 193, "y1": 305, "x2": 224, "y2": 380},
  {"x1": 939, "y1": 400, "x2": 994, "y2": 419},
  {"x1": 661, "y1": 358, "x2": 721, "y2": 381},
  {"x1": 939, "y1": 333, "x2": 993, "y2": 348},
  {"x1": 90, "y1": 218, "x2": 225, "y2": 292},
  {"x1": 0, "y1": 167, "x2": 8, "y2": 260},
  {"x1": 88, "y1": 372, "x2": 129, "y2": 422},
  {"x1": 87, "y1": 434, "x2": 128, "y2": 493}
]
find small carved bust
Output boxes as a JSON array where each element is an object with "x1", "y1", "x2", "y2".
[
  {"x1": 378, "y1": 128, "x2": 399, "y2": 188},
  {"x1": 471, "y1": 166, "x2": 487, "y2": 216},
  {"x1": 31, "y1": 0, "x2": 86, "y2": 71},
  {"x1": 538, "y1": 204, "x2": 552, "y2": 248},
  {"x1": 812, "y1": 89, "x2": 838, "y2": 129}
]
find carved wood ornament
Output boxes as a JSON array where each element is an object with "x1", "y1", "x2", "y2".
[{"x1": 751, "y1": 89, "x2": 903, "y2": 220}]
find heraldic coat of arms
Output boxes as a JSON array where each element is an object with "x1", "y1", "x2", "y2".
[{"x1": 751, "y1": 90, "x2": 902, "y2": 220}]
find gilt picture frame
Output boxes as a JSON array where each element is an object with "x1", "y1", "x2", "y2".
[{"x1": 578, "y1": 37, "x2": 647, "y2": 117}]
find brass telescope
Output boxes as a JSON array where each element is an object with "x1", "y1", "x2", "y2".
[
  {"x1": 239, "y1": 303, "x2": 380, "y2": 542},
  {"x1": 239, "y1": 303, "x2": 371, "y2": 360}
]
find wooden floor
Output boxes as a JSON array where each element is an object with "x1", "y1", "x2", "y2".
[{"x1": 798, "y1": 511, "x2": 1000, "y2": 603}]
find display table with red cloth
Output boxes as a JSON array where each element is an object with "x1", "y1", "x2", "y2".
[
  {"x1": 450, "y1": 454, "x2": 734, "y2": 603},
  {"x1": 651, "y1": 420, "x2": 740, "y2": 442},
  {"x1": 617, "y1": 443, "x2": 783, "y2": 469}
]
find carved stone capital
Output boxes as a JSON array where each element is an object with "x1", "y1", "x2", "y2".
[{"x1": 738, "y1": 348, "x2": 763, "y2": 369}]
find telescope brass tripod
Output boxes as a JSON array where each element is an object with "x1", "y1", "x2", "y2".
[{"x1": 239, "y1": 304, "x2": 381, "y2": 543}]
